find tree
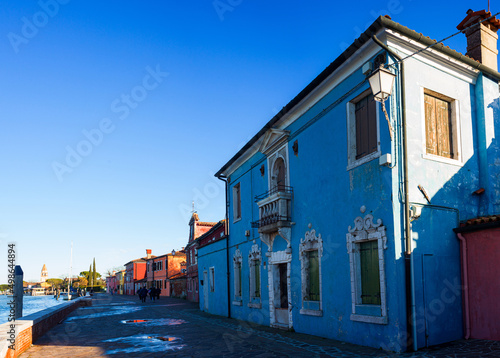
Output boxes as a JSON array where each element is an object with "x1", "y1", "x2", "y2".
[
  {"x1": 92, "y1": 258, "x2": 97, "y2": 287},
  {"x1": 89, "y1": 264, "x2": 92, "y2": 286},
  {"x1": 46, "y1": 278, "x2": 63, "y2": 288}
]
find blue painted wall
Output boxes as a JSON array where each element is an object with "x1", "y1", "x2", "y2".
[
  {"x1": 198, "y1": 238, "x2": 228, "y2": 317},
  {"x1": 217, "y1": 36, "x2": 499, "y2": 352}
]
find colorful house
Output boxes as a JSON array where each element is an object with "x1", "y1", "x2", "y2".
[
  {"x1": 212, "y1": 11, "x2": 500, "y2": 352},
  {"x1": 115, "y1": 270, "x2": 125, "y2": 294},
  {"x1": 185, "y1": 213, "x2": 217, "y2": 302},
  {"x1": 124, "y1": 257, "x2": 147, "y2": 295},
  {"x1": 196, "y1": 220, "x2": 227, "y2": 316}
]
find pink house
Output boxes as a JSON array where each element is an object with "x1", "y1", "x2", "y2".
[{"x1": 455, "y1": 215, "x2": 500, "y2": 341}]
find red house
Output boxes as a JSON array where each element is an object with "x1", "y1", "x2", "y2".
[
  {"x1": 184, "y1": 213, "x2": 218, "y2": 302},
  {"x1": 454, "y1": 216, "x2": 500, "y2": 341},
  {"x1": 124, "y1": 255, "x2": 149, "y2": 295}
]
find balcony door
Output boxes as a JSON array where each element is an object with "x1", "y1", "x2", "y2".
[{"x1": 272, "y1": 157, "x2": 286, "y2": 192}]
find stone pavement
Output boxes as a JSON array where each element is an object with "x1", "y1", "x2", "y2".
[{"x1": 19, "y1": 294, "x2": 500, "y2": 357}]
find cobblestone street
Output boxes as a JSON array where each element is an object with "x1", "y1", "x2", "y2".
[{"x1": 19, "y1": 294, "x2": 500, "y2": 358}]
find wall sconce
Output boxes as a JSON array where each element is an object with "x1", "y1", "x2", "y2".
[
  {"x1": 260, "y1": 165, "x2": 265, "y2": 176},
  {"x1": 292, "y1": 140, "x2": 299, "y2": 156},
  {"x1": 368, "y1": 65, "x2": 396, "y2": 140}
]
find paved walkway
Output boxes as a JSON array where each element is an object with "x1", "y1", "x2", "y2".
[{"x1": 19, "y1": 294, "x2": 500, "y2": 357}]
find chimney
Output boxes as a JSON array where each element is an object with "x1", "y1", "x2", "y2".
[
  {"x1": 457, "y1": 9, "x2": 500, "y2": 70},
  {"x1": 146, "y1": 249, "x2": 152, "y2": 259}
]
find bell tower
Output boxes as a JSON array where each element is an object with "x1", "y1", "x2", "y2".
[{"x1": 40, "y1": 264, "x2": 48, "y2": 283}]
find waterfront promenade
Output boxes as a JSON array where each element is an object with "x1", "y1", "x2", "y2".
[{"x1": 19, "y1": 294, "x2": 500, "y2": 357}]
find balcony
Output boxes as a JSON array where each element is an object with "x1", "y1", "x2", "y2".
[{"x1": 251, "y1": 186, "x2": 293, "y2": 232}]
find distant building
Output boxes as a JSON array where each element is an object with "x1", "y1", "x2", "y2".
[
  {"x1": 146, "y1": 250, "x2": 186, "y2": 296},
  {"x1": 197, "y1": 220, "x2": 227, "y2": 316},
  {"x1": 40, "y1": 264, "x2": 48, "y2": 283},
  {"x1": 123, "y1": 255, "x2": 149, "y2": 295},
  {"x1": 184, "y1": 213, "x2": 217, "y2": 303}
]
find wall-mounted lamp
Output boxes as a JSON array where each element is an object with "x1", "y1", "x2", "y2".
[
  {"x1": 368, "y1": 65, "x2": 396, "y2": 140},
  {"x1": 171, "y1": 249, "x2": 176, "y2": 256},
  {"x1": 368, "y1": 65, "x2": 396, "y2": 102}
]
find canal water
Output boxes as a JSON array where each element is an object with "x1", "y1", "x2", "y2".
[{"x1": 0, "y1": 295, "x2": 66, "y2": 324}]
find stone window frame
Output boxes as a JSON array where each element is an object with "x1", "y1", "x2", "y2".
[
  {"x1": 346, "y1": 89, "x2": 381, "y2": 171},
  {"x1": 232, "y1": 249, "x2": 243, "y2": 306},
  {"x1": 299, "y1": 224, "x2": 323, "y2": 317},
  {"x1": 248, "y1": 242, "x2": 262, "y2": 309},
  {"x1": 346, "y1": 211, "x2": 388, "y2": 324}
]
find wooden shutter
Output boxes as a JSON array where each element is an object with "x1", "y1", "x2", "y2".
[
  {"x1": 425, "y1": 93, "x2": 453, "y2": 158},
  {"x1": 360, "y1": 241, "x2": 381, "y2": 305},
  {"x1": 307, "y1": 250, "x2": 320, "y2": 301},
  {"x1": 255, "y1": 261, "x2": 261, "y2": 298},
  {"x1": 355, "y1": 95, "x2": 377, "y2": 159}
]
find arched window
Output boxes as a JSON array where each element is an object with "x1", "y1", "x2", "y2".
[{"x1": 272, "y1": 157, "x2": 286, "y2": 192}]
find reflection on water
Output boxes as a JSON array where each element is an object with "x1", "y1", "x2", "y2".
[
  {"x1": 121, "y1": 318, "x2": 187, "y2": 326},
  {"x1": 66, "y1": 305, "x2": 142, "y2": 321},
  {"x1": 104, "y1": 334, "x2": 185, "y2": 354}
]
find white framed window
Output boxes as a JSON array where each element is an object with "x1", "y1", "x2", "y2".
[
  {"x1": 299, "y1": 224, "x2": 323, "y2": 316},
  {"x1": 233, "y1": 249, "x2": 243, "y2": 306},
  {"x1": 346, "y1": 90, "x2": 381, "y2": 171},
  {"x1": 248, "y1": 242, "x2": 262, "y2": 308},
  {"x1": 232, "y1": 183, "x2": 241, "y2": 222},
  {"x1": 209, "y1": 267, "x2": 215, "y2": 292},
  {"x1": 421, "y1": 88, "x2": 462, "y2": 164},
  {"x1": 194, "y1": 249, "x2": 198, "y2": 264},
  {"x1": 346, "y1": 212, "x2": 388, "y2": 324}
]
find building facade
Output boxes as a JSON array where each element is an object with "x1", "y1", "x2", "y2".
[
  {"x1": 185, "y1": 213, "x2": 217, "y2": 302},
  {"x1": 124, "y1": 258, "x2": 147, "y2": 295},
  {"x1": 213, "y1": 12, "x2": 500, "y2": 352},
  {"x1": 197, "y1": 221, "x2": 228, "y2": 317}
]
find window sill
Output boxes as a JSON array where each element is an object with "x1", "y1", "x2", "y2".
[
  {"x1": 232, "y1": 300, "x2": 243, "y2": 306},
  {"x1": 350, "y1": 314, "x2": 388, "y2": 325},
  {"x1": 248, "y1": 302, "x2": 262, "y2": 309},
  {"x1": 233, "y1": 217, "x2": 242, "y2": 224},
  {"x1": 300, "y1": 308, "x2": 323, "y2": 317},
  {"x1": 421, "y1": 153, "x2": 462, "y2": 166},
  {"x1": 347, "y1": 151, "x2": 381, "y2": 171}
]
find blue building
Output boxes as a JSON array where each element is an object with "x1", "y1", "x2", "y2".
[{"x1": 209, "y1": 11, "x2": 500, "y2": 352}]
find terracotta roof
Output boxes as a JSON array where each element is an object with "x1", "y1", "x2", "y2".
[
  {"x1": 457, "y1": 9, "x2": 500, "y2": 31},
  {"x1": 454, "y1": 215, "x2": 500, "y2": 233},
  {"x1": 169, "y1": 272, "x2": 186, "y2": 280},
  {"x1": 197, "y1": 221, "x2": 218, "y2": 227}
]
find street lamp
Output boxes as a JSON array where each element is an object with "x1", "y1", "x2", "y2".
[
  {"x1": 368, "y1": 64, "x2": 396, "y2": 140},
  {"x1": 171, "y1": 249, "x2": 176, "y2": 256},
  {"x1": 368, "y1": 65, "x2": 396, "y2": 102}
]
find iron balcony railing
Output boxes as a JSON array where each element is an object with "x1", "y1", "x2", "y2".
[
  {"x1": 251, "y1": 215, "x2": 292, "y2": 228},
  {"x1": 254, "y1": 185, "x2": 293, "y2": 202}
]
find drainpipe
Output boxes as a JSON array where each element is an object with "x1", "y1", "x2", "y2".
[
  {"x1": 372, "y1": 35, "x2": 416, "y2": 352},
  {"x1": 457, "y1": 233, "x2": 471, "y2": 339},
  {"x1": 217, "y1": 174, "x2": 231, "y2": 318}
]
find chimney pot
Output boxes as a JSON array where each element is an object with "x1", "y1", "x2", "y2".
[
  {"x1": 457, "y1": 9, "x2": 500, "y2": 70},
  {"x1": 146, "y1": 249, "x2": 152, "y2": 259}
]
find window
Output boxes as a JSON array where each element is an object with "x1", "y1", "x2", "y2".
[
  {"x1": 248, "y1": 243, "x2": 262, "y2": 308},
  {"x1": 347, "y1": 212, "x2": 388, "y2": 324},
  {"x1": 299, "y1": 225, "x2": 323, "y2": 316},
  {"x1": 250, "y1": 260, "x2": 261, "y2": 298},
  {"x1": 424, "y1": 91, "x2": 458, "y2": 160},
  {"x1": 360, "y1": 241, "x2": 381, "y2": 305},
  {"x1": 233, "y1": 183, "x2": 241, "y2": 221},
  {"x1": 306, "y1": 251, "x2": 320, "y2": 301},
  {"x1": 355, "y1": 94, "x2": 377, "y2": 159},
  {"x1": 194, "y1": 249, "x2": 198, "y2": 264},
  {"x1": 346, "y1": 91, "x2": 380, "y2": 170},
  {"x1": 209, "y1": 267, "x2": 215, "y2": 292},
  {"x1": 233, "y1": 249, "x2": 243, "y2": 305}
]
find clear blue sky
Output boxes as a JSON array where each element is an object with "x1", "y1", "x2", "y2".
[{"x1": 0, "y1": 1, "x2": 485, "y2": 282}]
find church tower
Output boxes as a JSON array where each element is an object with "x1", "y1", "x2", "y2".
[{"x1": 40, "y1": 264, "x2": 48, "y2": 283}]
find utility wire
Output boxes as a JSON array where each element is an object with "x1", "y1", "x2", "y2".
[{"x1": 390, "y1": 11, "x2": 500, "y2": 65}]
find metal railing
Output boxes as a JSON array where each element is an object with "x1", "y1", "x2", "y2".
[{"x1": 254, "y1": 185, "x2": 293, "y2": 202}]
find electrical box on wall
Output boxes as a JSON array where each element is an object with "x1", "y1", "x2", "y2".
[
  {"x1": 362, "y1": 62, "x2": 373, "y2": 75},
  {"x1": 379, "y1": 153, "x2": 392, "y2": 166}
]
